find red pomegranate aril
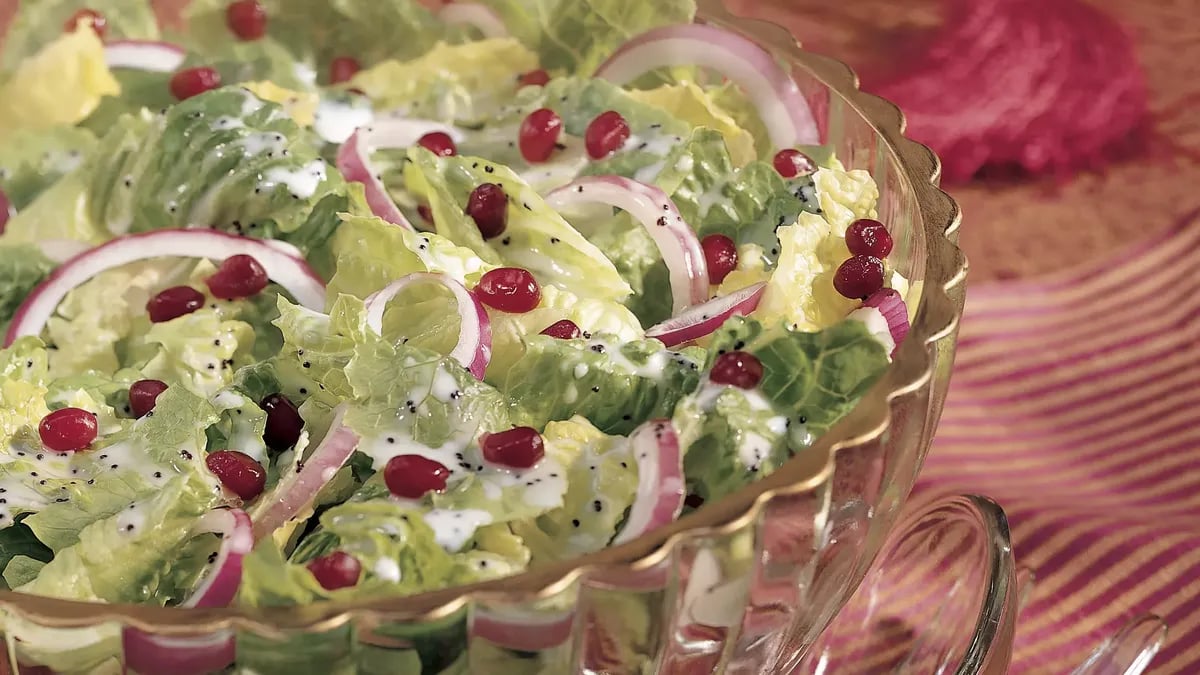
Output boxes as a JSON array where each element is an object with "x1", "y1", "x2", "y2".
[
  {"x1": 476, "y1": 267, "x2": 540, "y2": 313},
  {"x1": 170, "y1": 67, "x2": 222, "y2": 101},
  {"x1": 205, "y1": 254, "x2": 269, "y2": 300},
  {"x1": 519, "y1": 108, "x2": 562, "y2": 163},
  {"x1": 205, "y1": 450, "x2": 267, "y2": 500},
  {"x1": 709, "y1": 351, "x2": 764, "y2": 389},
  {"x1": 39, "y1": 408, "x2": 98, "y2": 452},
  {"x1": 260, "y1": 393, "x2": 304, "y2": 451},
  {"x1": 700, "y1": 234, "x2": 738, "y2": 285},
  {"x1": 585, "y1": 110, "x2": 631, "y2": 160},
  {"x1": 466, "y1": 183, "x2": 508, "y2": 239},
  {"x1": 540, "y1": 319, "x2": 581, "y2": 340},
  {"x1": 833, "y1": 255, "x2": 886, "y2": 299},
  {"x1": 519, "y1": 69, "x2": 550, "y2": 87},
  {"x1": 226, "y1": 0, "x2": 267, "y2": 41},
  {"x1": 845, "y1": 218, "x2": 894, "y2": 258},
  {"x1": 129, "y1": 380, "x2": 169, "y2": 419},
  {"x1": 147, "y1": 286, "x2": 205, "y2": 323},
  {"x1": 481, "y1": 427, "x2": 544, "y2": 469},
  {"x1": 384, "y1": 455, "x2": 450, "y2": 499},
  {"x1": 329, "y1": 56, "x2": 361, "y2": 85},
  {"x1": 417, "y1": 131, "x2": 457, "y2": 157},
  {"x1": 773, "y1": 148, "x2": 816, "y2": 179},
  {"x1": 307, "y1": 551, "x2": 362, "y2": 590},
  {"x1": 64, "y1": 9, "x2": 107, "y2": 39}
]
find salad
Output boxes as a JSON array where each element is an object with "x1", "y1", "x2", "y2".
[{"x1": 0, "y1": 0, "x2": 911, "y2": 673}]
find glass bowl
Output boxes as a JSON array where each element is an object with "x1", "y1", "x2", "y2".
[{"x1": 0, "y1": 1, "x2": 967, "y2": 673}]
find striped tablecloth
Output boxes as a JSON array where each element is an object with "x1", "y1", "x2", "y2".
[{"x1": 910, "y1": 212, "x2": 1200, "y2": 674}]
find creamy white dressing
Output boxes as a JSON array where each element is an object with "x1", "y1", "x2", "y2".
[
  {"x1": 562, "y1": 384, "x2": 577, "y2": 404},
  {"x1": 429, "y1": 367, "x2": 460, "y2": 403},
  {"x1": 675, "y1": 177, "x2": 730, "y2": 220},
  {"x1": 210, "y1": 116, "x2": 245, "y2": 131},
  {"x1": 313, "y1": 98, "x2": 375, "y2": 144},
  {"x1": 115, "y1": 500, "x2": 149, "y2": 535},
  {"x1": 692, "y1": 380, "x2": 774, "y2": 413},
  {"x1": 585, "y1": 339, "x2": 672, "y2": 380},
  {"x1": 480, "y1": 455, "x2": 567, "y2": 510},
  {"x1": 422, "y1": 508, "x2": 493, "y2": 552},
  {"x1": 372, "y1": 557, "x2": 402, "y2": 583},
  {"x1": 517, "y1": 134, "x2": 589, "y2": 193},
  {"x1": 234, "y1": 132, "x2": 288, "y2": 157},
  {"x1": 261, "y1": 160, "x2": 326, "y2": 200},
  {"x1": 237, "y1": 89, "x2": 266, "y2": 117},
  {"x1": 736, "y1": 431, "x2": 775, "y2": 469},
  {"x1": 573, "y1": 363, "x2": 589, "y2": 379},
  {"x1": 846, "y1": 306, "x2": 896, "y2": 355},
  {"x1": 789, "y1": 423, "x2": 814, "y2": 450},
  {"x1": 292, "y1": 63, "x2": 317, "y2": 87}
]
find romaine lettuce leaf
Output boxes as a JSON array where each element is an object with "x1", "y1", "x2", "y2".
[
  {"x1": 0, "y1": 126, "x2": 97, "y2": 209},
  {"x1": 479, "y1": 0, "x2": 696, "y2": 75},
  {"x1": 503, "y1": 334, "x2": 701, "y2": 435},
  {"x1": 0, "y1": 245, "x2": 55, "y2": 327},
  {"x1": 675, "y1": 317, "x2": 889, "y2": 500},
  {"x1": 626, "y1": 83, "x2": 756, "y2": 167}
]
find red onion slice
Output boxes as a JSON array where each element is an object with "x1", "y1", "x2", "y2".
[
  {"x1": 613, "y1": 419, "x2": 684, "y2": 545},
  {"x1": 364, "y1": 272, "x2": 492, "y2": 379},
  {"x1": 335, "y1": 129, "x2": 416, "y2": 230},
  {"x1": 251, "y1": 405, "x2": 360, "y2": 541},
  {"x1": 644, "y1": 282, "x2": 766, "y2": 347},
  {"x1": 437, "y1": 3, "x2": 509, "y2": 38},
  {"x1": 122, "y1": 508, "x2": 250, "y2": 675},
  {"x1": 595, "y1": 24, "x2": 820, "y2": 148},
  {"x1": 103, "y1": 40, "x2": 185, "y2": 72},
  {"x1": 5, "y1": 229, "x2": 326, "y2": 346},
  {"x1": 472, "y1": 606, "x2": 576, "y2": 651},
  {"x1": 545, "y1": 176, "x2": 707, "y2": 313},
  {"x1": 861, "y1": 288, "x2": 909, "y2": 356}
]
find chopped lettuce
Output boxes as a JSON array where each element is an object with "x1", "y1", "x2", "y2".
[
  {"x1": 0, "y1": 28, "x2": 119, "y2": 144},
  {"x1": 404, "y1": 148, "x2": 631, "y2": 302},
  {"x1": 626, "y1": 83, "x2": 757, "y2": 167},
  {"x1": 350, "y1": 39, "x2": 539, "y2": 125},
  {"x1": 480, "y1": 0, "x2": 696, "y2": 75},
  {"x1": 0, "y1": 245, "x2": 56, "y2": 327},
  {"x1": 0, "y1": 126, "x2": 97, "y2": 209},
  {"x1": 503, "y1": 334, "x2": 701, "y2": 435},
  {"x1": 675, "y1": 317, "x2": 890, "y2": 500}
]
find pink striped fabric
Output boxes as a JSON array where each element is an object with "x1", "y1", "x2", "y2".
[{"x1": 912, "y1": 210, "x2": 1200, "y2": 674}]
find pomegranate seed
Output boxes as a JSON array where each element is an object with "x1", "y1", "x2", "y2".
[
  {"x1": 38, "y1": 408, "x2": 98, "y2": 452},
  {"x1": 845, "y1": 219, "x2": 894, "y2": 258},
  {"x1": 384, "y1": 455, "x2": 450, "y2": 499},
  {"x1": 260, "y1": 393, "x2": 304, "y2": 451},
  {"x1": 147, "y1": 286, "x2": 205, "y2": 323},
  {"x1": 205, "y1": 450, "x2": 267, "y2": 500},
  {"x1": 584, "y1": 111, "x2": 631, "y2": 160},
  {"x1": 205, "y1": 254, "x2": 269, "y2": 300},
  {"x1": 170, "y1": 67, "x2": 222, "y2": 101},
  {"x1": 329, "y1": 56, "x2": 361, "y2": 85},
  {"x1": 481, "y1": 427, "x2": 544, "y2": 469},
  {"x1": 307, "y1": 551, "x2": 362, "y2": 590},
  {"x1": 476, "y1": 268, "x2": 540, "y2": 313},
  {"x1": 64, "y1": 9, "x2": 107, "y2": 39},
  {"x1": 700, "y1": 234, "x2": 738, "y2": 285},
  {"x1": 128, "y1": 380, "x2": 168, "y2": 419},
  {"x1": 418, "y1": 132, "x2": 457, "y2": 157},
  {"x1": 417, "y1": 204, "x2": 434, "y2": 224},
  {"x1": 466, "y1": 183, "x2": 508, "y2": 239},
  {"x1": 519, "y1": 108, "x2": 562, "y2": 163},
  {"x1": 773, "y1": 149, "x2": 816, "y2": 179},
  {"x1": 540, "y1": 319, "x2": 581, "y2": 340},
  {"x1": 0, "y1": 188, "x2": 11, "y2": 235},
  {"x1": 833, "y1": 255, "x2": 885, "y2": 299},
  {"x1": 709, "y1": 351, "x2": 764, "y2": 389},
  {"x1": 518, "y1": 69, "x2": 550, "y2": 87},
  {"x1": 226, "y1": 0, "x2": 267, "y2": 41}
]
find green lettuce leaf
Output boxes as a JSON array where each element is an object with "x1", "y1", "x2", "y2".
[
  {"x1": 674, "y1": 317, "x2": 890, "y2": 501},
  {"x1": 479, "y1": 0, "x2": 696, "y2": 75},
  {"x1": 503, "y1": 334, "x2": 701, "y2": 434},
  {"x1": 510, "y1": 417, "x2": 637, "y2": 563},
  {"x1": 0, "y1": 245, "x2": 55, "y2": 327},
  {"x1": 0, "y1": 126, "x2": 97, "y2": 209},
  {"x1": 0, "y1": 521, "x2": 52, "y2": 590},
  {"x1": 404, "y1": 148, "x2": 631, "y2": 302}
]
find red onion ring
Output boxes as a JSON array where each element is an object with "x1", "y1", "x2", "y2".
[
  {"x1": 437, "y1": 3, "x2": 509, "y2": 38},
  {"x1": 595, "y1": 24, "x2": 820, "y2": 148},
  {"x1": 861, "y1": 288, "x2": 909, "y2": 356},
  {"x1": 251, "y1": 405, "x2": 360, "y2": 541},
  {"x1": 335, "y1": 129, "x2": 416, "y2": 230},
  {"x1": 103, "y1": 40, "x2": 185, "y2": 72},
  {"x1": 545, "y1": 176, "x2": 707, "y2": 314},
  {"x1": 363, "y1": 272, "x2": 492, "y2": 379},
  {"x1": 5, "y1": 229, "x2": 326, "y2": 346},
  {"x1": 644, "y1": 282, "x2": 766, "y2": 347},
  {"x1": 612, "y1": 419, "x2": 684, "y2": 545}
]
